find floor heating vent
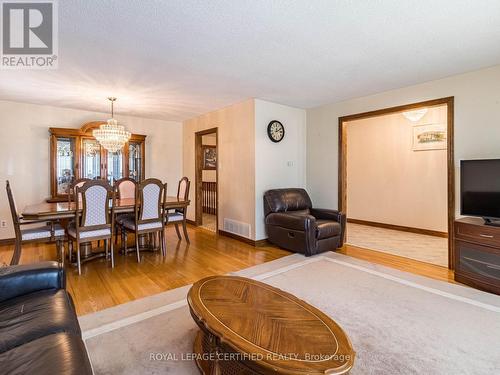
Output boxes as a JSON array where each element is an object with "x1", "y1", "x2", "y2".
[{"x1": 223, "y1": 218, "x2": 251, "y2": 239}]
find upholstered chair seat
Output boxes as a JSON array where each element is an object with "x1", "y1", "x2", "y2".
[
  {"x1": 6, "y1": 181, "x2": 65, "y2": 265},
  {"x1": 167, "y1": 212, "x2": 184, "y2": 222},
  {"x1": 67, "y1": 225, "x2": 111, "y2": 240},
  {"x1": 21, "y1": 224, "x2": 65, "y2": 241},
  {"x1": 121, "y1": 218, "x2": 163, "y2": 231}
]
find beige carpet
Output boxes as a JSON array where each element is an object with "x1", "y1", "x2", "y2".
[
  {"x1": 346, "y1": 223, "x2": 448, "y2": 267},
  {"x1": 81, "y1": 253, "x2": 500, "y2": 374}
]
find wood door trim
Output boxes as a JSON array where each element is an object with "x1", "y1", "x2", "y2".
[
  {"x1": 347, "y1": 218, "x2": 448, "y2": 238},
  {"x1": 195, "y1": 128, "x2": 218, "y2": 228},
  {"x1": 338, "y1": 96, "x2": 455, "y2": 269}
]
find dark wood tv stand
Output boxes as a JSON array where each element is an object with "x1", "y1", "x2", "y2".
[{"x1": 454, "y1": 217, "x2": 500, "y2": 295}]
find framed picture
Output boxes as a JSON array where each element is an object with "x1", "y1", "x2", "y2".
[
  {"x1": 202, "y1": 145, "x2": 217, "y2": 170},
  {"x1": 412, "y1": 123, "x2": 447, "y2": 151}
]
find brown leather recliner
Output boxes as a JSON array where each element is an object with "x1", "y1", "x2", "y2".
[{"x1": 264, "y1": 188, "x2": 346, "y2": 256}]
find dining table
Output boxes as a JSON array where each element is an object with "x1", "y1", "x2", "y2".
[{"x1": 21, "y1": 196, "x2": 190, "y2": 264}]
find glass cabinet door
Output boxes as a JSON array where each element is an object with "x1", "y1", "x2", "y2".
[
  {"x1": 56, "y1": 137, "x2": 76, "y2": 195},
  {"x1": 107, "y1": 150, "x2": 123, "y2": 183},
  {"x1": 128, "y1": 142, "x2": 142, "y2": 181},
  {"x1": 81, "y1": 139, "x2": 102, "y2": 180}
]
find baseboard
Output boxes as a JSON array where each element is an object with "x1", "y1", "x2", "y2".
[
  {"x1": 218, "y1": 230, "x2": 270, "y2": 247},
  {"x1": 254, "y1": 239, "x2": 270, "y2": 247},
  {"x1": 347, "y1": 218, "x2": 448, "y2": 238},
  {"x1": 186, "y1": 219, "x2": 196, "y2": 226},
  {"x1": 0, "y1": 238, "x2": 15, "y2": 246},
  {"x1": 218, "y1": 230, "x2": 254, "y2": 245}
]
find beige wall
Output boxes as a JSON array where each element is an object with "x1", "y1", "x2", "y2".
[
  {"x1": 201, "y1": 134, "x2": 217, "y2": 183},
  {"x1": 183, "y1": 99, "x2": 255, "y2": 238},
  {"x1": 346, "y1": 106, "x2": 447, "y2": 232},
  {"x1": 0, "y1": 100, "x2": 183, "y2": 240},
  {"x1": 307, "y1": 64, "x2": 500, "y2": 218},
  {"x1": 184, "y1": 98, "x2": 306, "y2": 240}
]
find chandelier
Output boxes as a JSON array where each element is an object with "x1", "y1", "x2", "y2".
[
  {"x1": 93, "y1": 97, "x2": 131, "y2": 153},
  {"x1": 402, "y1": 108, "x2": 428, "y2": 122}
]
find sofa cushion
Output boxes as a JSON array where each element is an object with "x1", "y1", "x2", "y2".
[
  {"x1": 316, "y1": 220, "x2": 341, "y2": 240},
  {"x1": 0, "y1": 333, "x2": 92, "y2": 375},
  {"x1": 0, "y1": 289, "x2": 80, "y2": 353}
]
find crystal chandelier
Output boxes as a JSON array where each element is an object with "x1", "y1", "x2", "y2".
[{"x1": 93, "y1": 97, "x2": 131, "y2": 153}]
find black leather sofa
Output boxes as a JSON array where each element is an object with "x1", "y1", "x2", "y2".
[
  {"x1": 264, "y1": 188, "x2": 346, "y2": 256},
  {"x1": 0, "y1": 261, "x2": 92, "y2": 375}
]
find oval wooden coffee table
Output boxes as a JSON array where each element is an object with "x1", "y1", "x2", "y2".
[{"x1": 187, "y1": 276, "x2": 355, "y2": 374}]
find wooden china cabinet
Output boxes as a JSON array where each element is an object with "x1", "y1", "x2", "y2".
[{"x1": 48, "y1": 121, "x2": 146, "y2": 202}]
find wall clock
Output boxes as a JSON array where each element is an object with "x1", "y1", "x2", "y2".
[{"x1": 267, "y1": 120, "x2": 285, "y2": 143}]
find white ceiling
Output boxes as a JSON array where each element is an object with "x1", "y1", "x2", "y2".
[{"x1": 1, "y1": 0, "x2": 500, "y2": 121}]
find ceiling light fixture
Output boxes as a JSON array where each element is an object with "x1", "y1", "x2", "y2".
[
  {"x1": 93, "y1": 97, "x2": 131, "y2": 153},
  {"x1": 402, "y1": 108, "x2": 428, "y2": 122}
]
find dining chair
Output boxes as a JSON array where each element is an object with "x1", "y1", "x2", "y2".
[
  {"x1": 68, "y1": 178, "x2": 91, "y2": 204},
  {"x1": 114, "y1": 177, "x2": 137, "y2": 245},
  {"x1": 122, "y1": 179, "x2": 166, "y2": 262},
  {"x1": 166, "y1": 177, "x2": 191, "y2": 243},
  {"x1": 6, "y1": 180, "x2": 65, "y2": 266},
  {"x1": 67, "y1": 180, "x2": 115, "y2": 275}
]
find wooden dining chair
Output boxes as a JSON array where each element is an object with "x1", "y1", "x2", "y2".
[
  {"x1": 114, "y1": 177, "x2": 137, "y2": 244},
  {"x1": 6, "y1": 180, "x2": 65, "y2": 265},
  {"x1": 67, "y1": 180, "x2": 115, "y2": 275},
  {"x1": 166, "y1": 177, "x2": 191, "y2": 243},
  {"x1": 122, "y1": 179, "x2": 166, "y2": 262},
  {"x1": 68, "y1": 178, "x2": 91, "y2": 204}
]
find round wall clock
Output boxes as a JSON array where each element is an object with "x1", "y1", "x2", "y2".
[{"x1": 267, "y1": 120, "x2": 285, "y2": 143}]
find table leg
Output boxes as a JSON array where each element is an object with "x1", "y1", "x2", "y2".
[
  {"x1": 194, "y1": 330, "x2": 218, "y2": 375},
  {"x1": 9, "y1": 239, "x2": 22, "y2": 265}
]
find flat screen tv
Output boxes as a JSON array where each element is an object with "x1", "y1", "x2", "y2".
[{"x1": 461, "y1": 159, "x2": 500, "y2": 224}]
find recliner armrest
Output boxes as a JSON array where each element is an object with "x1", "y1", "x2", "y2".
[
  {"x1": 310, "y1": 208, "x2": 346, "y2": 247},
  {"x1": 310, "y1": 208, "x2": 344, "y2": 222},
  {"x1": 265, "y1": 212, "x2": 316, "y2": 231},
  {"x1": 0, "y1": 261, "x2": 65, "y2": 303}
]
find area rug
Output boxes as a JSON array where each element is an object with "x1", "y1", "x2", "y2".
[{"x1": 80, "y1": 253, "x2": 500, "y2": 374}]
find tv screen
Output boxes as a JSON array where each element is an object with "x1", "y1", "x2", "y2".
[{"x1": 461, "y1": 159, "x2": 500, "y2": 219}]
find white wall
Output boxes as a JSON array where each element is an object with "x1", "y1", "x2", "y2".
[
  {"x1": 346, "y1": 106, "x2": 448, "y2": 232},
  {"x1": 255, "y1": 99, "x2": 306, "y2": 240},
  {"x1": 0, "y1": 100, "x2": 183, "y2": 240},
  {"x1": 307, "y1": 64, "x2": 500, "y2": 214}
]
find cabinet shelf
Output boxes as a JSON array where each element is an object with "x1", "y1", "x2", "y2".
[
  {"x1": 454, "y1": 217, "x2": 500, "y2": 295},
  {"x1": 49, "y1": 121, "x2": 146, "y2": 201}
]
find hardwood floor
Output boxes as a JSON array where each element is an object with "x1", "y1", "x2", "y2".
[
  {"x1": 338, "y1": 245, "x2": 455, "y2": 283},
  {"x1": 0, "y1": 226, "x2": 290, "y2": 315},
  {"x1": 0, "y1": 226, "x2": 456, "y2": 316}
]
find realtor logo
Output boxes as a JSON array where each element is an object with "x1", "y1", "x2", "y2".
[{"x1": 1, "y1": 0, "x2": 58, "y2": 69}]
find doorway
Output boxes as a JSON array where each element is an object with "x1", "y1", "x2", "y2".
[
  {"x1": 195, "y1": 128, "x2": 218, "y2": 232},
  {"x1": 338, "y1": 97, "x2": 455, "y2": 269}
]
